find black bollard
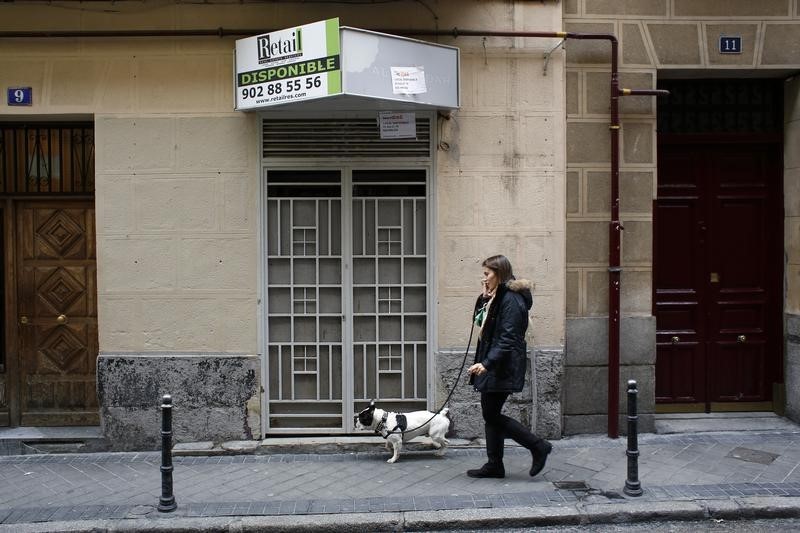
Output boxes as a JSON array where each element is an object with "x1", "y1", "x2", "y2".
[
  {"x1": 158, "y1": 394, "x2": 178, "y2": 512},
  {"x1": 623, "y1": 380, "x2": 643, "y2": 496}
]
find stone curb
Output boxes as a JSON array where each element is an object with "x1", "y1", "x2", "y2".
[
  {"x1": 172, "y1": 437, "x2": 477, "y2": 457},
  {"x1": 3, "y1": 497, "x2": 800, "y2": 532}
]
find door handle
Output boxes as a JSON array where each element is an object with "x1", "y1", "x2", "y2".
[
  {"x1": 20, "y1": 315, "x2": 28, "y2": 325},
  {"x1": 710, "y1": 272, "x2": 719, "y2": 283},
  {"x1": 737, "y1": 335, "x2": 746, "y2": 343},
  {"x1": 57, "y1": 314, "x2": 67, "y2": 324},
  {"x1": 671, "y1": 336, "x2": 680, "y2": 344}
]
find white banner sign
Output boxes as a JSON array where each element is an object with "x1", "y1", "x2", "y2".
[
  {"x1": 235, "y1": 18, "x2": 341, "y2": 110},
  {"x1": 379, "y1": 112, "x2": 417, "y2": 139}
]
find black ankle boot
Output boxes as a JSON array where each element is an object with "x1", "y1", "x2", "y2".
[
  {"x1": 529, "y1": 440, "x2": 552, "y2": 477},
  {"x1": 467, "y1": 462, "x2": 505, "y2": 478}
]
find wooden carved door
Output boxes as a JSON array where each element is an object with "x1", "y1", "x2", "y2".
[{"x1": 16, "y1": 201, "x2": 98, "y2": 425}]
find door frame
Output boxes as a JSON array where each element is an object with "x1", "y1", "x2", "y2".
[
  {"x1": 2, "y1": 195, "x2": 96, "y2": 426},
  {"x1": 654, "y1": 133, "x2": 784, "y2": 412},
  {"x1": 257, "y1": 110, "x2": 438, "y2": 436}
]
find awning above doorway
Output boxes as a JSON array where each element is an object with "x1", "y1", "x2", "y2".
[{"x1": 234, "y1": 20, "x2": 460, "y2": 112}]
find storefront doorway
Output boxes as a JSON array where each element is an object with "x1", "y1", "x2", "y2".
[{"x1": 261, "y1": 117, "x2": 434, "y2": 433}]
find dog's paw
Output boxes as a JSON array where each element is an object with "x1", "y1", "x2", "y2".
[
  {"x1": 387, "y1": 457, "x2": 397, "y2": 464},
  {"x1": 435, "y1": 448, "x2": 447, "y2": 456}
]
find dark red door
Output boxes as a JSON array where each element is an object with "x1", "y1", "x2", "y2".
[{"x1": 655, "y1": 138, "x2": 782, "y2": 409}]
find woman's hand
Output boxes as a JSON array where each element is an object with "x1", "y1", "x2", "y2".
[
  {"x1": 481, "y1": 280, "x2": 494, "y2": 299},
  {"x1": 468, "y1": 362, "x2": 487, "y2": 376}
]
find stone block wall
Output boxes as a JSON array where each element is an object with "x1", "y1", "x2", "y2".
[
  {"x1": 97, "y1": 355, "x2": 260, "y2": 450},
  {"x1": 564, "y1": 317, "x2": 655, "y2": 434},
  {"x1": 1, "y1": 1, "x2": 566, "y2": 445},
  {"x1": 565, "y1": 0, "x2": 800, "y2": 433},
  {"x1": 434, "y1": 2, "x2": 566, "y2": 439},
  {"x1": 564, "y1": 2, "x2": 657, "y2": 435},
  {"x1": 94, "y1": 114, "x2": 258, "y2": 355},
  {"x1": 0, "y1": 1, "x2": 263, "y2": 446}
]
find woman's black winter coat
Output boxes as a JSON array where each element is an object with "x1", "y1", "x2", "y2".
[{"x1": 471, "y1": 279, "x2": 533, "y2": 393}]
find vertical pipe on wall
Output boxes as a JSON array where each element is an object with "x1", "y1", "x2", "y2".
[
  {"x1": 608, "y1": 38, "x2": 621, "y2": 439},
  {"x1": 559, "y1": 32, "x2": 621, "y2": 438}
]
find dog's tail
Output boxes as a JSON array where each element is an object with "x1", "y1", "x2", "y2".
[{"x1": 440, "y1": 407, "x2": 450, "y2": 418}]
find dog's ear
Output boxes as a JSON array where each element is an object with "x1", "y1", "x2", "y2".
[{"x1": 368, "y1": 399, "x2": 375, "y2": 409}]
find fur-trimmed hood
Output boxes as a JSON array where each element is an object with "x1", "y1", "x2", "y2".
[
  {"x1": 505, "y1": 278, "x2": 533, "y2": 311},
  {"x1": 507, "y1": 278, "x2": 534, "y2": 293}
]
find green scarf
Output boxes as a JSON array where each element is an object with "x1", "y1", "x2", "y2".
[{"x1": 474, "y1": 301, "x2": 488, "y2": 327}]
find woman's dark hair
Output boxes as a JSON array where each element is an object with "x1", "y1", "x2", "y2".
[{"x1": 482, "y1": 255, "x2": 514, "y2": 284}]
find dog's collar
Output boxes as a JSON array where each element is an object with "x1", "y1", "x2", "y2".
[{"x1": 375, "y1": 412, "x2": 390, "y2": 438}]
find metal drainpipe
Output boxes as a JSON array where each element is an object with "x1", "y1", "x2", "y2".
[{"x1": 0, "y1": 26, "x2": 666, "y2": 439}]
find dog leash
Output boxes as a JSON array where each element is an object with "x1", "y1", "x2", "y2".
[{"x1": 381, "y1": 321, "x2": 476, "y2": 437}]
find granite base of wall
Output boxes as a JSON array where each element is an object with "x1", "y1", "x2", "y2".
[
  {"x1": 97, "y1": 354, "x2": 260, "y2": 451},
  {"x1": 564, "y1": 317, "x2": 656, "y2": 435},
  {"x1": 435, "y1": 347, "x2": 564, "y2": 440},
  {"x1": 786, "y1": 314, "x2": 800, "y2": 423}
]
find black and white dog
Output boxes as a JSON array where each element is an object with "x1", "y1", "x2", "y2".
[{"x1": 354, "y1": 401, "x2": 450, "y2": 463}]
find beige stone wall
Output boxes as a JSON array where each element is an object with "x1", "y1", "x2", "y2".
[
  {"x1": 563, "y1": 40, "x2": 656, "y2": 317},
  {"x1": 788, "y1": 76, "x2": 800, "y2": 316},
  {"x1": 0, "y1": 8, "x2": 260, "y2": 352},
  {"x1": 95, "y1": 114, "x2": 259, "y2": 353},
  {"x1": 0, "y1": 0, "x2": 566, "y2": 352},
  {"x1": 436, "y1": 43, "x2": 566, "y2": 349},
  {"x1": 565, "y1": 0, "x2": 800, "y2": 319}
]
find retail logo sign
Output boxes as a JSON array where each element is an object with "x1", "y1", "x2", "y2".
[{"x1": 235, "y1": 18, "x2": 341, "y2": 110}]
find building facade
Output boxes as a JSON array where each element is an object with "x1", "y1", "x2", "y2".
[{"x1": 0, "y1": 0, "x2": 797, "y2": 449}]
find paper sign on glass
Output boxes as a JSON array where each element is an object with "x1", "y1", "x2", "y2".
[{"x1": 391, "y1": 66, "x2": 427, "y2": 95}]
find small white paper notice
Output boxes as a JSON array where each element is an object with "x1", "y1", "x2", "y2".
[
  {"x1": 391, "y1": 66, "x2": 427, "y2": 95},
  {"x1": 379, "y1": 112, "x2": 416, "y2": 139}
]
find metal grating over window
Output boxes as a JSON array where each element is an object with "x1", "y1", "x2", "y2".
[
  {"x1": 0, "y1": 123, "x2": 95, "y2": 194},
  {"x1": 657, "y1": 79, "x2": 783, "y2": 134},
  {"x1": 262, "y1": 118, "x2": 431, "y2": 158}
]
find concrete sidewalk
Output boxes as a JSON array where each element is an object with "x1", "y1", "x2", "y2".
[{"x1": 2, "y1": 429, "x2": 800, "y2": 531}]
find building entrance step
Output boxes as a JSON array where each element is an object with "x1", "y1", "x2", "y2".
[
  {"x1": 0, "y1": 426, "x2": 107, "y2": 455},
  {"x1": 655, "y1": 412, "x2": 800, "y2": 434}
]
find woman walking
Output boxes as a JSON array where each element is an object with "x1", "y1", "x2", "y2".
[{"x1": 466, "y1": 254, "x2": 552, "y2": 479}]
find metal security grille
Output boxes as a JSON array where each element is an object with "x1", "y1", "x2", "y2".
[
  {"x1": 262, "y1": 118, "x2": 431, "y2": 158},
  {"x1": 351, "y1": 170, "x2": 427, "y2": 412},
  {"x1": 265, "y1": 168, "x2": 429, "y2": 432},
  {"x1": 266, "y1": 170, "x2": 344, "y2": 429},
  {"x1": 657, "y1": 79, "x2": 782, "y2": 134},
  {"x1": 0, "y1": 124, "x2": 95, "y2": 194}
]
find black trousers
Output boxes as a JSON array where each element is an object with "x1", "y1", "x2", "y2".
[{"x1": 481, "y1": 391, "x2": 543, "y2": 465}]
